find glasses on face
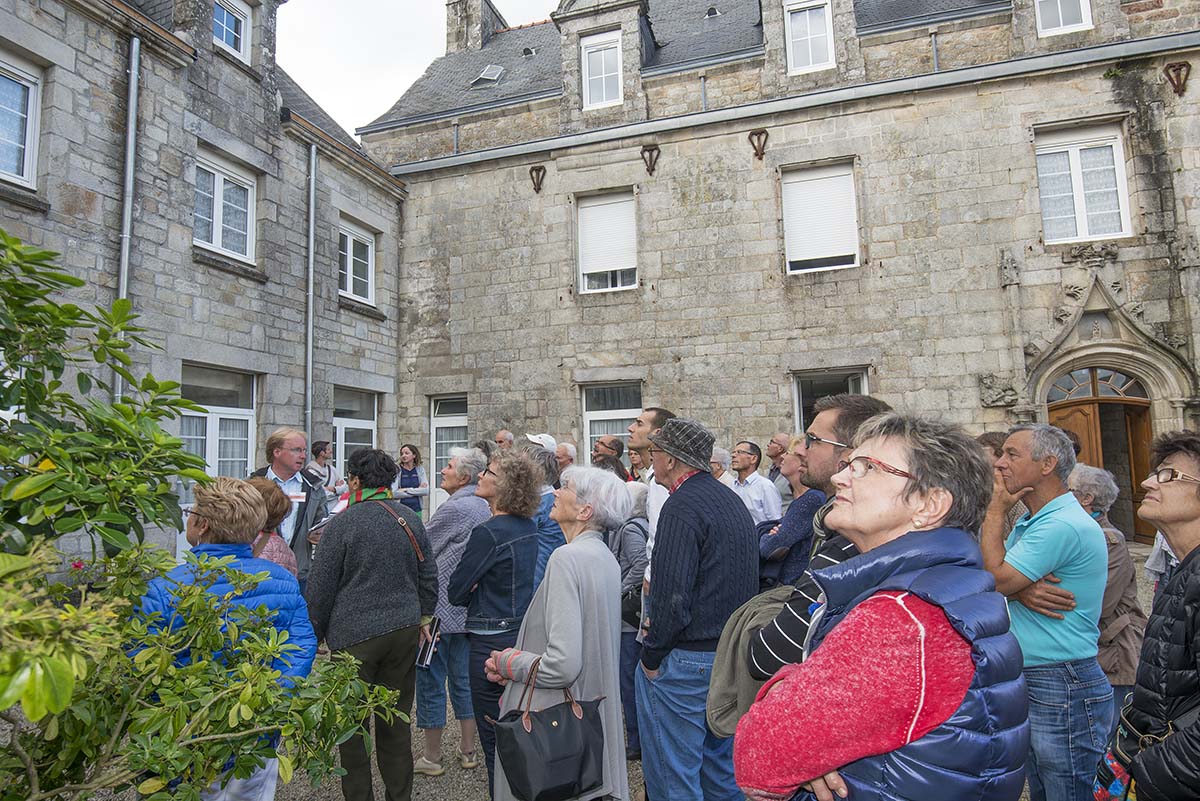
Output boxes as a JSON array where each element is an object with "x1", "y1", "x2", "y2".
[
  {"x1": 836, "y1": 455, "x2": 916, "y2": 481},
  {"x1": 283, "y1": 447, "x2": 307, "y2": 454},
  {"x1": 1148, "y1": 467, "x2": 1200, "y2": 485},
  {"x1": 804, "y1": 432, "x2": 849, "y2": 450},
  {"x1": 595, "y1": 440, "x2": 617, "y2": 453},
  {"x1": 731, "y1": 449, "x2": 754, "y2": 457},
  {"x1": 483, "y1": 467, "x2": 498, "y2": 478},
  {"x1": 182, "y1": 507, "x2": 209, "y2": 520}
]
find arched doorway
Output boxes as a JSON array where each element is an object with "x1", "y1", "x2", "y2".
[{"x1": 1047, "y1": 367, "x2": 1153, "y2": 542}]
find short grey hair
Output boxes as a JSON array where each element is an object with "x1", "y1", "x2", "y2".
[
  {"x1": 558, "y1": 442, "x2": 577, "y2": 462},
  {"x1": 626, "y1": 481, "x2": 648, "y2": 519},
  {"x1": 524, "y1": 443, "x2": 560, "y2": 487},
  {"x1": 710, "y1": 446, "x2": 731, "y2": 470},
  {"x1": 1070, "y1": 464, "x2": 1120, "y2": 513},
  {"x1": 449, "y1": 447, "x2": 487, "y2": 484},
  {"x1": 498, "y1": 430, "x2": 514, "y2": 444},
  {"x1": 854, "y1": 412, "x2": 994, "y2": 534},
  {"x1": 561, "y1": 466, "x2": 633, "y2": 533},
  {"x1": 1009, "y1": 423, "x2": 1076, "y2": 483}
]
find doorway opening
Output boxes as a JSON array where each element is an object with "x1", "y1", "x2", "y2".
[{"x1": 1047, "y1": 367, "x2": 1154, "y2": 543}]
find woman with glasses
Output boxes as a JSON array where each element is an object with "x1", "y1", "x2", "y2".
[
  {"x1": 734, "y1": 412, "x2": 1028, "y2": 801},
  {"x1": 1096, "y1": 431, "x2": 1200, "y2": 801},
  {"x1": 484, "y1": 466, "x2": 631, "y2": 801},
  {"x1": 447, "y1": 450, "x2": 541, "y2": 799},
  {"x1": 758, "y1": 435, "x2": 827, "y2": 587}
]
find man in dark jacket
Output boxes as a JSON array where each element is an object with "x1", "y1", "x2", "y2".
[
  {"x1": 250, "y1": 426, "x2": 328, "y2": 588},
  {"x1": 636, "y1": 417, "x2": 758, "y2": 801}
]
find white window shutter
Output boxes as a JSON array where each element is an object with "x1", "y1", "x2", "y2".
[
  {"x1": 578, "y1": 193, "x2": 636, "y2": 276},
  {"x1": 782, "y1": 164, "x2": 859, "y2": 271}
]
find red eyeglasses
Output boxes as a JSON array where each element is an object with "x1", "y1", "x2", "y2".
[{"x1": 835, "y1": 456, "x2": 915, "y2": 481}]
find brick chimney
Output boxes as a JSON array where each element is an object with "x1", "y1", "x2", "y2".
[{"x1": 445, "y1": 0, "x2": 509, "y2": 54}]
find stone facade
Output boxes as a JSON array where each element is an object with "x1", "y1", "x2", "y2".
[
  {"x1": 1, "y1": 0, "x2": 405, "y2": 549},
  {"x1": 364, "y1": 0, "x2": 1200, "y2": 474}
]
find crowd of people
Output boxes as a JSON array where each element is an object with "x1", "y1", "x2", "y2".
[{"x1": 137, "y1": 399, "x2": 1200, "y2": 801}]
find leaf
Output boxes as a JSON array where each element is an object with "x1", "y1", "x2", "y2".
[
  {"x1": 179, "y1": 468, "x2": 212, "y2": 483},
  {"x1": 76, "y1": 372, "x2": 92, "y2": 394},
  {"x1": 94, "y1": 525, "x2": 132, "y2": 550},
  {"x1": 137, "y1": 778, "x2": 167, "y2": 795},
  {"x1": 0, "y1": 663, "x2": 32, "y2": 709},
  {"x1": 20, "y1": 661, "x2": 47, "y2": 721},
  {"x1": 0, "y1": 552, "x2": 33, "y2": 580},
  {"x1": 278, "y1": 753, "x2": 294, "y2": 784},
  {"x1": 1, "y1": 471, "x2": 60, "y2": 500},
  {"x1": 37, "y1": 656, "x2": 74, "y2": 714}
]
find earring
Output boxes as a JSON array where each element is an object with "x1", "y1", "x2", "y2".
[{"x1": 912, "y1": 518, "x2": 925, "y2": 528}]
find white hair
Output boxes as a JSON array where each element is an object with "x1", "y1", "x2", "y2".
[
  {"x1": 498, "y1": 430, "x2": 514, "y2": 444},
  {"x1": 561, "y1": 466, "x2": 633, "y2": 533},
  {"x1": 626, "y1": 481, "x2": 648, "y2": 519},
  {"x1": 1070, "y1": 464, "x2": 1120, "y2": 513},
  {"x1": 710, "y1": 446, "x2": 731, "y2": 470},
  {"x1": 449, "y1": 447, "x2": 487, "y2": 484},
  {"x1": 558, "y1": 442, "x2": 577, "y2": 462}
]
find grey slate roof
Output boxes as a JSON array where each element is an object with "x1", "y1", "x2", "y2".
[
  {"x1": 132, "y1": 0, "x2": 175, "y2": 28},
  {"x1": 853, "y1": 0, "x2": 1013, "y2": 34},
  {"x1": 644, "y1": 0, "x2": 763, "y2": 70},
  {"x1": 276, "y1": 69, "x2": 368, "y2": 156}
]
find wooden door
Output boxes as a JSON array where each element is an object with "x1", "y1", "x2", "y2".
[
  {"x1": 1125, "y1": 404, "x2": 1155, "y2": 542},
  {"x1": 1048, "y1": 402, "x2": 1103, "y2": 468}
]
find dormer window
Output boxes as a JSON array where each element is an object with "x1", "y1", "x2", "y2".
[
  {"x1": 522, "y1": 47, "x2": 537, "y2": 57},
  {"x1": 212, "y1": 0, "x2": 252, "y2": 64},
  {"x1": 472, "y1": 65, "x2": 505, "y2": 86},
  {"x1": 784, "y1": 0, "x2": 835, "y2": 76},
  {"x1": 581, "y1": 30, "x2": 622, "y2": 110},
  {"x1": 1035, "y1": 0, "x2": 1093, "y2": 36},
  {"x1": 705, "y1": 6, "x2": 722, "y2": 17}
]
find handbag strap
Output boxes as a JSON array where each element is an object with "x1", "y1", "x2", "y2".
[
  {"x1": 371, "y1": 501, "x2": 425, "y2": 562},
  {"x1": 515, "y1": 658, "x2": 584, "y2": 732}
]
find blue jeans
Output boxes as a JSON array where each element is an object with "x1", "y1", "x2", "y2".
[
  {"x1": 468, "y1": 630, "x2": 518, "y2": 799},
  {"x1": 619, "y1": 630, "x2": 641, "y2": 753},
  {"x1": 635, "y1": 649, "x2": 740, "y2": 801},
  {"x1": 1024, "y1": 657, "x2": 1113, "y2": 801},
  {"x1": 415, "y1": 632, "x2": 473, "y2": 729}
]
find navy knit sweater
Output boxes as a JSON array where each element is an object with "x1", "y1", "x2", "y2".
[{"x1": 642, "y1": 471, "x2": 759, "y2": 671}]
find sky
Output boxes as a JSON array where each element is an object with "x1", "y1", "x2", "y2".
[{"x1": 277, "y1": 1, "x2": 557, "y2": 138}]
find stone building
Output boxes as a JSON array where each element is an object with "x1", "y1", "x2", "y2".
[
  {"x1": 1, "y1": 0, "x2": 405, "y2": 547},
  {"x1": 361, "y1": 0, "x2": 1200, "y2": 535}
]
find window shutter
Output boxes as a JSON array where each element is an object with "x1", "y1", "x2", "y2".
[
  {"x1": 578, "y1": 193, "x2": 636, "y2": 277},
  {"x1": 781, "y1": 164, "x2": 859, "y2": 271}
]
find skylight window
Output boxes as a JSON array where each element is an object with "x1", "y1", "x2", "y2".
[
  {"x1": 522, "y1": 47, "x2": 537, "y2": 57},
  {"x1": 472, "y1": 65, "x2": 505, "y2": 85},
  {"x1": 705, "y1": 6, "x2": 721, "y2": 17}
]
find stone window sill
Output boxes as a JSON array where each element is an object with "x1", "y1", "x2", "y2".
[
  {"x1": 0, "y1": 182, "x2": 51, "y2": 213},
  {"x1": 338, "y1": 295, "x2": 387, "y2": 321},
  {"x1": 194, "y1": 246, "x2": 268, "y2": 283}
]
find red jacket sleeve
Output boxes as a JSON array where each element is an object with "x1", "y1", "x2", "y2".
[{"x1": 733, "y1": 591, "x2": 975, "y2": 798}]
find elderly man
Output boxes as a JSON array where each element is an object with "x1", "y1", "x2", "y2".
[
  {"x1": 591, "y1": 433, "x2": 625, "y2": 464},
  {"x1": 493, "y1": 429, "x2": 514, "y2": 450},
  {"x1": 765, "y1": 432, "x2": 794, "y2": 512},
  {"x1": 636, "y1": 418, "x2": 757, "y2": 801},
  {"x1": 981, "y1": 423, "x2": 1109, "y2": 801},
  {"x1": 730, "y1": 441, "x2": 782, "y2": 525},
  {"x1": 709, "y1": 446, "x2": 736, "y2": 488},
  {"x1": 250, "y1": 426, "x2": 328, "y2": 588},
  {"x1": 555, "y1": 441, "x2": 577, "y2": 473}
]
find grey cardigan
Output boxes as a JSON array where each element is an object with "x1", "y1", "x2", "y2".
[
  {"x1": 425, "y1": 483, "x2": 493, "y2": 634},
  {"x1": 495, "y1": 531, "x2": 628, "y2": 801},
  {"x1": 304, "y1": 499, "x2": 438, "y2": 650}
]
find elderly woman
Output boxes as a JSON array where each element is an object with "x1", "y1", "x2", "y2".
[
  {"x1": 140, "y1": 477, "x2": 316, "y2": 801},
  {"x1": 485, "y1": 466, "x2": 631, "y2": 801},
  {"x1": 414, "y1": 447, "x2": 492, "y2": 777},
  {"x1": 1097, "y1": 431, "x2": 1200, "y2": 800},
  {"x1": 448, "y1": 450, "x2": 541, "y2": 799},
  {"x1": 1069, "y1": 464, "x2": 1146, "y2": 738},
  {"x1": 305, "y1": 449, "x2": 438, "y2": 801},
  {"x1": 758, "y1": 435, "x2": 827, "y2": 587},
  {"x1": 734, "y1": 413, "x2": 1029, "y2": 801}
]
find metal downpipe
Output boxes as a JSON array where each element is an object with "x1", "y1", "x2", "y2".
[
  {"x1": 304, "y1": 143, "x2": 317, "y2": 435},
  {"x1": 114, "y1": 34, "x2": 141, "y2": 400}
]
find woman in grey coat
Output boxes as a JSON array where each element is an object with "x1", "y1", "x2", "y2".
[{"x1": 484, "y1": 466, "x2": 630, "y2": 801}]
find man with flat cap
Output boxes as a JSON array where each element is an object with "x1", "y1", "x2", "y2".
[{"x1": 635, "y1": 417, "x2": 758, "y2": 801}]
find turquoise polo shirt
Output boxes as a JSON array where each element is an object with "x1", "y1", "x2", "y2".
[{"x1": 1004, "y1": 492, "x2": 1108, "y2": 668}]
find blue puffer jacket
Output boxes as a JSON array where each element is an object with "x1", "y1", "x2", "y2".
[
  {"x1": 802, "y1": 527, "x2": 1029, "y2": 801},
  {"x1": 138, "y1": 543, "x2": 317, "y2": 686}
]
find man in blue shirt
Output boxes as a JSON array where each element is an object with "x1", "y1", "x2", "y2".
[{"x1": 981, "y1": 423, "x2": 1109, "y2": 801}]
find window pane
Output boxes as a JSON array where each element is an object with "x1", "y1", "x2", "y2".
[
  {"x1": 1080, "y1": 145, "x2": 1121, "y2": 235},
  {"x1": 602, "y1": 47, "x2": 618, "y2": 76},
  {"x1": 587, "y1": 417, "x2": 635, "y2": 467},
  {"x1": 338, "y1": 233, "x2": 349, "y2": 292},
  {"x1": 1038, "y1": 0, "x2": 1062, "y2": 28},
  {"x1": 214, "y1": 3, "x2": 243, "y2": 50},
  {"x1": 0, "y1": 74, "x2": 29, "y2": 177},
  {"x1": 604, "y1": 75, "x2": 620, "y2": 103},
  {"x1": 333, "y1": 387, "x2": 375, "y2": 420},
  {"x1": 1036, "y1": 151, "x2": 1077, "y2": 241},
  {"x1": 433, "y1": 397, "x2": 468, "y2": 417},
  {"x1": 181, "y1": 415, "x2": 207, "y2": 458},
  {"x1": 194, "y1": 167, "x2": 215, "y2": 244},
  {"x1": 181, "y1": 364, "x2": 255, "y2": 408},
  {"x1": 221, "y1": 180, "x2": 249, "y2": 254},
  {"x1": 216, "y1": 417, "x2": 249, "y2": 477},
  {"x1": 587, "y1": 50, "x2": 604, "y2": 78},
  {"x1": 342, "y1": 426, "x2": 375, "y2": 466},
  {"x1": 588, "y1": 76, "x2": 605, "y2": 105},
  {"x1": 584, "y1": 384, "x2": 641, "y2": 412},
  {"x1": 1060, "y1": 0, "x2": 1083, "y2": 26},
  {"x1": 797, "y1": 372, "x2": 864, "y2": 430},
  {"x1": 353, "y1": 275, "x2": 369, "y2": 297},
  {"x1": 434, "y1": 425, "x2": 469, "y2": 473}
]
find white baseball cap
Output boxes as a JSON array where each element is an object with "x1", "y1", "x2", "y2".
[{"x1": 525, "y1": 433, "x2": 557, "y2": 451}]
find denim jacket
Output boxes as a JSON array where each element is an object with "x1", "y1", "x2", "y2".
[{"x1": 447, "y1": 514, "x2": 538, "y2": 633}]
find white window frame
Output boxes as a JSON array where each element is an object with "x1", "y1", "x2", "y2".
[
  {"x1": 1034, "y1": 0, "x2": 1093, "y2": 37},
  {"x1": 783, "y1": 0, "x2": 836, "y2": 76},
  {"x1": 781, "y1": 162, "x2": 860, "y2": 275},
  {"x1": 581, "y1": 383, "x2": 642, "y2": 467},
  {"x1": 212, "y1": 0, "x2": 253, "y2": 63},
  {"x1": 337, "y1": 219, "x2": 376, "y2": 305},
  {"x1": 791, "y1": 368, "x2": 869, "y2": 432},
  {"x1": 429, "y1": 396, "x2": 469, "y2": 516},
  {"x1": 580, "y1": 30, "x2": 623, "y2": 110},
  {"x1": 332, "y1": 389, "x2": 377, "y2": 474},
  {"x1": 1035, "y1": 124, "x2": 1131, "y2": 245},
  {"x1": 194, "y1": 150, "x2": 257, "y2": 263},
  {"x1": 0, "y1": 50, "x2": 41, "y2": 190},
  {"x1": 577, "y1": 191, "x2": 638, "y2": 294},
  {"x1": 181, "y1": 405, "x2": 256, "y2": 478}
]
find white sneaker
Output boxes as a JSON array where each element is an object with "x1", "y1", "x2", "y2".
[{"x1": 413, "y1": 756, "x2": 445, "y2": 776}]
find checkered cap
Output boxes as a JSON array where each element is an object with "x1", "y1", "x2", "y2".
[{"x1": 648, "y1": 417, "x2": 715, "y2": 472}]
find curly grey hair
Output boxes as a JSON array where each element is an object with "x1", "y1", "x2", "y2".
[{"x1": 1069, "y1": 464, "x2": 1120, "y2": 513}]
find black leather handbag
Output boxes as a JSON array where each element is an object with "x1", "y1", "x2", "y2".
[{"x1": 490, "y1": 658, "x2": 606, "y2": 801}]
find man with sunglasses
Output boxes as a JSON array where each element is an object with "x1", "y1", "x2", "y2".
[{"x1": 980, "y1": 423, "x2": 1109, "y2": 801}]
